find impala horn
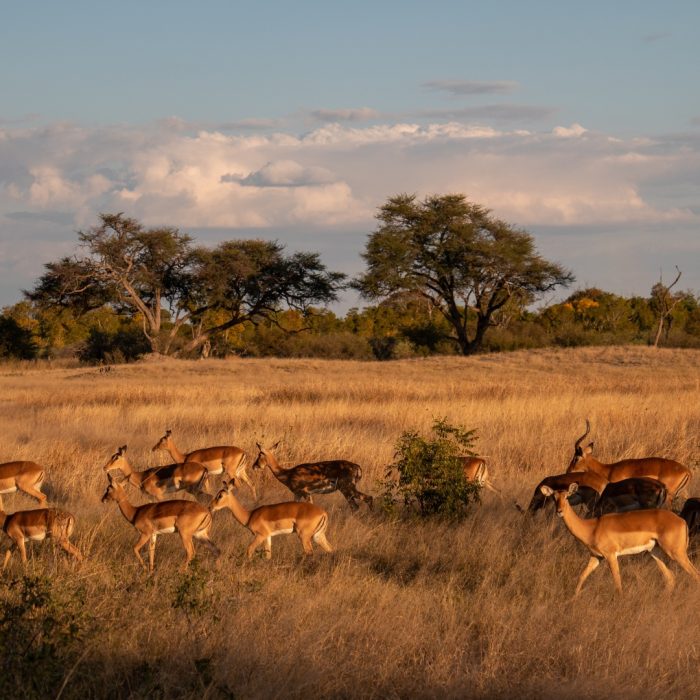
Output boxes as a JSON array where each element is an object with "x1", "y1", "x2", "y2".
[{"x1": 573, "y1": 419, "x2": 591, "y2": 454}]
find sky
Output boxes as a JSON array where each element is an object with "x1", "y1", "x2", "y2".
[{"x1": 1, "y1": 1, "x2": 699, "y2": 311}]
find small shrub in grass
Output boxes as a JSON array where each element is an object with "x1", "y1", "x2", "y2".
[{"x1": 380, "y1": 417, "x2": 481, "y2": 518}]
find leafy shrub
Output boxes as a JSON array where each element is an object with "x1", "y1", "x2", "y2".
[
  {"x1": 77, "y1": 326, "x2": 151, "y2": 364},
  {"x1": 0, "y1": 316, "x2": 37, "y2": 359},
  {"x1": 380, "y1": 418, "x2": 481, "y2": 518}
]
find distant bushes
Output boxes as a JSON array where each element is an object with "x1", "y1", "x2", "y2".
[{"x1": 77, "y1": 326, "x2": 151, "y2": 364}]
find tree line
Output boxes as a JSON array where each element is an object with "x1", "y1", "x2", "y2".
[{"x1": 1, "y1": 194, "x2": 697, "y2": 363}]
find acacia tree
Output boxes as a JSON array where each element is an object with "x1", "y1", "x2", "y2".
[
  {"x1": 650, "y1": 266, "x2": 685, "y2": 348},
  {"x1": 180, "y1": 240, "x2": 346, "y2": 355},
  {"x1": 353, "y1": 194, "x2": 574, "y2": 355}
]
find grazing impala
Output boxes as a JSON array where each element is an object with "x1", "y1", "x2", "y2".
[
  {"x1": 252, "y1": 442, "x2": 373, "y2": 510},
  {"x1": 103, "y1": 445, "x2": 210, "y2": 501},
  {"x1": 1, "y1": 506, "x2": 82, "y2": 569},
  {"x1": 593, "y1": 477, "x2": 667, "y2": 516},
  {"x1": 101, "y1": 474, "x2": 220, "y2": 572},
  {"x1": 528, "y1": 471, "x2": 608, "y2": 514},
  {"x1": 566, "y1": 420, "x2": 691, "y2": 503},
  {"x1": 540, "y1": 482, "x2": 700, "y2": 595},
  {"x1": 152, "y1": 429, "x2": 256, "y2": 498},
  {"x1": 0, "y1": 460, "x2": 48, "y2": 507},
  {"x1": 210, "y1": 480, "x2": 332, "y2": 560},
  {"x1": 460, "y1": 457, "x2": 501, "y2": 496}
]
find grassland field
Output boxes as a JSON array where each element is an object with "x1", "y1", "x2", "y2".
[{"x1": 1, "y1": 346, "x2": 700, "y2": 699}]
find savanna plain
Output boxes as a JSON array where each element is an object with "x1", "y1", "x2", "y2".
[{"x1": 2, "y1": 346, "x2": 700, "y2": 699}]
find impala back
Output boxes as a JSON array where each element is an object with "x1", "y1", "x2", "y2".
[{"x1": 593, "y1": 477, "x2": 667, "y2": 516}]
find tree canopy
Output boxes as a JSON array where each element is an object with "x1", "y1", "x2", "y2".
[{"x1": 353, "y1": 193, "x2": 574, "y2": 354}]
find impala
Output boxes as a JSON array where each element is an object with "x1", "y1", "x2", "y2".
[
  {"x1": 540, "y1": 482, "x2": 700, "y2": 595},
  {"x1": 1, "y1": 506, "x2": 82, "y2": 569},
  {"x1": 152, "y1": 429, "x2": 256, "y2": 498},
  {"x1": 593, "y1": 477, "x2": 667, "y2": 517},
  {"x1": 527, "y1": 471, "x2": 608, "y2": 513},
  {"x1": 101, "y1": 474, "x2": 220, "y2": 572},
  {"x1": 252, "y1": 442, "x2": 373, "y2": 510},
  {"x1": 0, "y1": 460, "x2": 48, "y2": 507},
  {"x1": 209, "y1": 480, "x2": 332, "y2": 559},
  {"x1": 566, "y1": 420, "x2": 691, "y2": 503},
  {"x1": 680, "y1": 498, "x2": 700, "y2": 537},
  {"x1": 460, "y1": 457, "x2": 501, "y2": 496},
  {"x1": 103, "y1": 445, "x2": 210, "y2": 501}
]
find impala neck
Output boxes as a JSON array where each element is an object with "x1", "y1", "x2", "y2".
[
  {"x1": 223, "y1": 494, "x2": 252, "y2": 528},
  {"x1": 264, "y1": 451, "x2": 284, "y2": 476},
  {"x1": 166, "y1": 440, "x2": 186, "y2": 463},
  {"x1": 579, "y1": 457, "x2": 608, "y2": 479},
  {"x1": 559, "y1": 497, "x2": 596, "y2": 547},
  {"x1": 113, "y1": 490, "x2": 138, "y2": 524}
]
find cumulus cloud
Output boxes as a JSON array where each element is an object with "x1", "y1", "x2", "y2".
[
  {"x1": 552, "y1": 123, "x2": 588, "y2": 138},
  {"x1": 423, "y1": 80, "x2": 518, "y2": 96},
  {"x1": 226, "y1": 160, "x2": 337, "y2": 187}
]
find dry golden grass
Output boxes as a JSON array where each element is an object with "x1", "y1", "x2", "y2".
[{"x1": 1, "y1": 346, "x2": 700, "y2": 698}]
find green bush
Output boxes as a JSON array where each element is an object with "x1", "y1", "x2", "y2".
[
  {"x1": 77, "y1": 326, "x2": 151, "y2": 364},
  {"x1": 380, "y1": 418, "x2": 481, "y2": 518}
]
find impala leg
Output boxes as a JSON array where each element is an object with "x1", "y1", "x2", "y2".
[
  {"x1": 314, "y1": 532, "x2": 334, "y2": 553},
  {"x1": 22, "y1": 485, "x2": 47, "y2": 504},
  {"x1": 247, "y1": 534, "x2": 267, "y2": 560},
  {"x1": 3, "y1": 546, "x2": 14, "y2": 571},
  {"x1": 670, "y1": 549, "x2": 700, "y2": 583},
  {"x1": 59, "y1": 539, "x2": 83, "y2": 563},
  {"x1": 179, "y1": 534, "x2": 195, "y2": 570},
  {"x1": 574, "y1": 556, "x2": 601, "y2": 597},
  {"x1": 606, "y1": 555, "x2": 623, "y2": 593},
  {"x1": 650, "y1": 553, "x2": 676, "y2": 590},
  {"x1": 299, "y1": 534, "x2": 314, "y2": 556},
  {"x1": 133, "y1": 532, "x2": 151, "y2": 572},
  {"x1": 483, "y1": 480, "x2": 502, "y2": 497},
  {"x1": 264, "y1": 536, "x2": 272, "y2": 560},
  {"x1": 237, "y1": 469, "x2": 257, "y2": 501},
  {"x1": 148, "y1": 535, "x2": 158, "y2": 573},
  {"x1": 16, "y1": 538, "x2": 28, "y2": 566}
]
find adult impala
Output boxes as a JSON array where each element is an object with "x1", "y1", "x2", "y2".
[
  {"x1": 210, "y1": 479, "x2": 332, "y2": 560},
  {"x1": 252, "y1": 442, "x2": 373, "y2": 510},
  {"x1": 566, "y1": 420, "x2": 691, "y2": 503},
  {"x1": 540, "y1": 482, "x2": 699, "y2": 595},
  {"x1": 0, "y1": 460, "x2": 48, "y2": 507},
  {"x1": 593, "y1": 477, "x2": 667, "y2": 516},
  {"x1": 152, "y1": 429, "x2": 256, "y2": 498},
  {"x1": 101, "y1": 474, "x2": 220, "y2": 572},
  {"x1": 460, "y1": 457, "x2": 501, "y2": 496},
  {"x1": 102, "y1": 445, "x2": 210, "y2": 501},
  {"x1": 527, "y1": 471, "x2": 608, "y2": 514},
  {"x1": 1, "y1": 506, "x2": 82, "y2": 569}
]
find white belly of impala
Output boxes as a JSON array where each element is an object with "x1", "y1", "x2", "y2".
[
  {"x1": 619, "y1": 540, "x2": 655, "y2": 556},
  {"x1": 272, "y1": 528, "x2": 294, "y2": 536},
  {"x1": 27, "y1": 533, "x2": 47, "y2": 541},
  {"x1": 0, "y1": 486, "x2": 17, "y2": 494},
  {"x1": 156, "y1": 527, "x2": 176, "y2": 535}
]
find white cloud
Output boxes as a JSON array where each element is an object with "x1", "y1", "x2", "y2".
[{"x1": 553, "y1": 123, "x2": 588, "y2": 138}]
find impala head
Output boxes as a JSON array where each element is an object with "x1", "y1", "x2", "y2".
[
  {"x1": 209, "y1": 478, "x2": 238, "y2": 511},
  {"x1": 251, "y1": 441, "x2": 281, "y2": 470},
  {"x1": 540, "y1": 482, "x2": 578, "y2": 516},
  {"x1": 103, "y1": 445, "x2": 128, "y2": 473},
  {"x1": 101, "y1": 473, "x2": 124, "y2": 503},
  {"x1": 567, "y1": 420, "x2": 595, "y2": 471},
  {"x1": 151, "y1": 429, "x2": 172, "y2": 452}
]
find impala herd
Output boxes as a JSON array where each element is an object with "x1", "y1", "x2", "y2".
[{"x1": 1, "y1": 421, "x2": 700, "y2": 596}]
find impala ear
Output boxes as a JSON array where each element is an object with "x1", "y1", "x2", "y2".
[
  {"x1": 165, "y1": 429, "x2": 171, "y2": 436},
  {"x1": 119, "y1": 445, "x2": 127, "y2": 454},
  {"x1": 583, "y1": 442, "x2": 594, "y2": 455},
  {"x1": 540, "y1": 485, "x2": 554, "y2": 497},
  {"x1": 568, "y1": 482, "x2": 579, "y2": 496}
]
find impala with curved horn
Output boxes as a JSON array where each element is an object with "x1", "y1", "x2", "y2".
[
  {"x1": 152, "y1": 429, "x2": 255, "y2": 498},
  {"x1": 252, "y1": 442, "x2": 373, "y2": 510},
  {"x1": 460, "y1": 457, "x2": 501, "y2": 496},
  {"x1": 209, "y1": 479, "x2": 332, "y2": 560},
  {"x1": 0, "y1": 460, "x2": 48, "y2": 507},
  {"x1": 528, "y1": 471, "x2": 608, "y2": 513},
  {"x1": 1, "y1": 505, "x2": 82, "y2": 569},
  {"x1": 566, "y1": 420, "x2": 691, "y2": 503},
  {"x1": 101, "y1": 474, "x2": 219, "y2": 572},
  {"x1": 103, "y1": 445, "x2": 210, "y2": 501},
  {"x1": 540, "y1": 482, "x2": 700, "y2": 595}
]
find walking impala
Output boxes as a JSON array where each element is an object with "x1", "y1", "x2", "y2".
[
  {"x1": 540, "y1": 482, "x2": 700, "y2": 595},
  {"x1": 209, "y1": 480, "x2": 333, "y2": 560},
  {"x1": 1, "y1": 506, "x2": 82, "y2": 569},
  {"x1": 101, "y1": 474, "x2": 220, "y2": 572},
  {"x1": 566, "y1": 420, "x2": 691, "y2": 503},
  {"x1": 152, "y1": 429, "x2": 256, "y2": 498},
  {"x1": 102, "y1": 445, "x2": 210, "y2": 501},
  {"x1": 252, "y1": 442, "x2": 373, "y2": 510},
  {"x1": 0, "y1": 460, "x2": 48, "y2": 507}
]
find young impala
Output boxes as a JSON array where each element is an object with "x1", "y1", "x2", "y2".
[
  {"x1": 152, "y1": 429, "x2": 256, "y2": 498},
  {"x1": 566, "y1": 420, "x2": 691, "y2": 503},
  {"x1": 540, "y1": 482, "x2": 700, "y2": 595},
  {"x1": 1, "y1": 506, "x2": 82, "y2": 569},
  {"x1": 252, "y1": 442, "x2": 372, "y2": 510},
  {"x1": 0, "y1": 460, "x2": 48, "y2": 507},
  {"x1": 209, "y1": 480, "x2": 333, "y2": 560},
  {"x1": 102, "y1": 445, "x2": 210, "y2": 501},
  {"x1": 101, "y1": 474, "x2": 220, "y2": 573}
]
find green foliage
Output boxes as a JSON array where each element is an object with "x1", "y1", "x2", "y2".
[
  {"x1": 171, "y1": 561, "x2": 217, "y2": 624},
  {"x1": 381, "y1": 418, "x2": 481, "y2": 518},
  {"x1": 0, "y1": 575, "x2": 91, "y2": 699},
  {"x1": 77, "y1": 325, "x2": 151, "y2": 364},
  {"x1": 0, "y1": 315, "x2": 37, "y2": 359}
]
